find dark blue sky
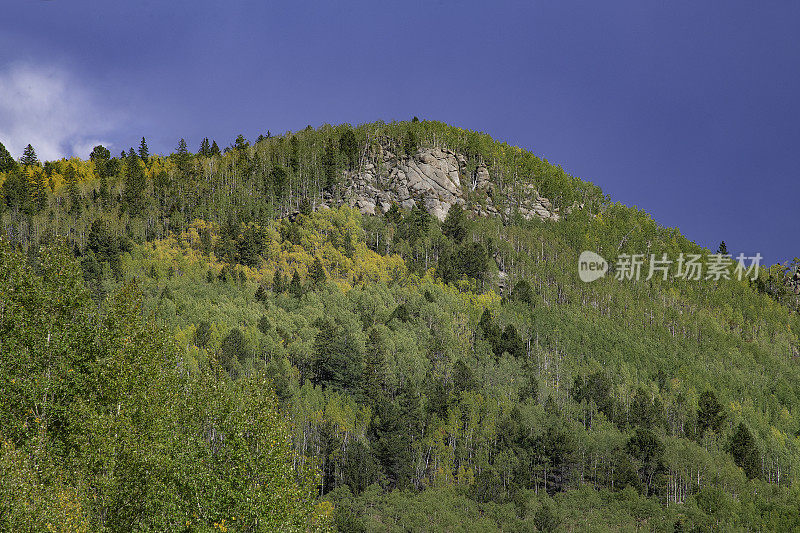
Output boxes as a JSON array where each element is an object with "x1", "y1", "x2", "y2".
[{"x1": 1, "y1": 1, "x2": 798, "y2": 264}]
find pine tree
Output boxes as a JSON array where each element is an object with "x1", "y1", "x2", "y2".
[
  {"x1": 273, "y1": 270, "x2": 286, "y2": 293},
  {"x1": 442, "y1": 204, "x2": 466, "y2": 243},
  {"x1": 90, "y1": 145, "x2": 111, "y2": 176},
  {"x1": 124, "y1": 147, "x2": 146, "y2": 215},
  {"x1": 339, "y1": 128, "x2": 359, "y2": 170},
  {"x1": 322, "y1": 138, "x2": 339, "y2": 192},
  {"x1": 403, "y1": 129, "x2": 418, "y2": 157},
  {"x1": 20, "y1": 144, "x2": 39, "y2": 167},
  {"x1": 210, "y1": 140, "x2": 221, "y2": 156},
  {"x1": 717, "y1": 241, "x2": 728, "y2": 255},
  {"x1": 199, "y1": 138, "x2": 211, "y2": 157},
  {"x1": 697, "y1": 390, "x2": 726, "y2": 437},
  {"x1": 0, "y1": 141, "x2": 17, "y2": 172},
  {"x1": 310, "y1": 257, "x2": 327, "y2": 285},
  {"x1": 138, "y1": 137, "x2": 150, "y2": 161},
  {"x1": 384, "y1": 203, "x2": 402, "y2": 224},
  {"x1": 234, "y1": 134, "x2": 249, "y2": 151},
  {"x1": 289, "y1": 270, "x2": 303, "y2": 298},
  {"x1": 728, "y1": 422, "x2": 760, "y2": 479}
]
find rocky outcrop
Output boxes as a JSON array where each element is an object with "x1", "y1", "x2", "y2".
[{"x1": 344, "y1": 144, "x2": 561, "y2": 223}]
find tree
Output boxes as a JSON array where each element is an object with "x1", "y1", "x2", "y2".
[
  {"x1": 0, "y1": 141, "x2": 17, "y2": 172},
  {"x1": 697, "y1": 390, "x2": 726, "y2": 438},
  {"x1": 273, "y1": 270, "x2": 286, "y2": 293},
  {"x1": 237, "y1": 224, "x2": 264, "y2": 268},
  {"x1": 64, "y1": 164, "x2": 81, "y2": 215},
  {"x1": 312, "y1": 318, "x2": 363, "y2": 392},
  {"x1": 478, "y1": 308, "x2": 502, "y2": 351},
  {"x1": 339, "y1": 128, "x2": 359, "y2": 170},
  {"x1": 510, "y1": 279, "x2": 534, "y2": 304},
  {"x1": 499, "y1": 324, "x2": 524, "y2": 358},
  {"x1": 2, "y1": 171, "x2": 32, "y2": 213},
  {"x1": 220, "y1": 327, "x2": 250, "y2": 377},
  {"x1": 90, "y1": 145, "x2": 111, "y2": 177},
  {"x1": 322, "y1": 138, "x2": 339, "y2": 192},
  {"x1": 198, "y1": 138, "x2": 211, "y2": 157},
  {"x1": 626, "y1": 428, "x2": 665, "y2": 496},
  {"x1": 138, "y1": 137, "x2": 149, "y2": 160},
  {"x1": 174, "y1": 138, "x2": 192, "y2": 174},
  {"x1": 728, "y1": 422, "x2": 760, "y2": 479},
  {"x1": 210, "y1": 140, "x2": 221, "y2": 156},
  {"x1": 403, "y1": 129, "x2": 418, "y2": 157},
  {"x1": 716, "y1": 241, "x2": 728, "y2": 255},
  {"x1": 289, "y1": 270, "x2": 303, "y2": 298},
  {"x1": 533, "y1": 499, "x2": 561, "y2": 533},
  {"x1": 310, "y1": 257, "x2": 327, "y2": 285},
  {"x1": 124, "y1": 147, "x2": 146, "y2": 215},
  {"x1": 385, "y1": 202, "x2": 402, "y2": 224},
  {"x1": 19, "y1": 144, "x2": 38, "y2": 167},
  {"x1": 234, "y1": 134, "x2": 249, "y2": 151},
  {"x1": 442, "y1": 204, "x2": 466, "y2": 244},
  {"x1": 363, "y1": 327, "x2": 389, "y2": 401}
]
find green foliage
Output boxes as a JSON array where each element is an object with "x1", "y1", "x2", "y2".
[
  {"x1": 728, "y1": 422, "x2": 760, "y2": 479},
  {"x1": 138, "y1": 136, "x2": 149, "y2": 160},
  {"x1": 2, "y1": 119, "x2": 800, "y2": 531},
  {"x1": 0, "y1": 240, "x2": 330, "y2": 531},
  {"x1": 19, "y1": 143, "x2": 38, "y2": 167},
  {"x1": 0, "y1": 141, "x2": 16, "y2": 172}
]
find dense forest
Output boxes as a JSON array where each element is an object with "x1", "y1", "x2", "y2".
[{"x1": 2, "y1": 120, "x2": 800, "y2": 531}]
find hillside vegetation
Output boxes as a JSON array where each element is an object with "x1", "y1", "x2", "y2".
[{"x1": 1, "y1": 120, "x2": 799, "y2": 531}]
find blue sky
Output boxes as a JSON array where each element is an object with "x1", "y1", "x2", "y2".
[{"x1": 1, "y1": 1, "x2": 798, "y2": 265}]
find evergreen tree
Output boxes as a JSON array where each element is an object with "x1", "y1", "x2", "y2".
[
  {"x1": 478, "y1": 309, "x2": 502, "y2": 351},
  {"x1": 338, "y1": 128, "x2": 359, "y2": 170},
  {"x1": 499, "y1": 324, "x2": 524, "y2": 358},
  {"x1": 273, "y1": 269, "x2": 286, "y2": 293},
  {"x1": 2, "y1": 170, "x2": 31, "y2": 213},
  {"x1": 697, "y1": 390, "x2": 726, "y2": 437},
  {"x1": 234, "y1": 134, "x2": 249, "y2": 151},
  {"x1": 322, "y1": 137, "x2": 339, "y2": 192},
  {"x1": 626, "y1": 428, "x2": 665, "y2": 496},
  {"x1": 728, "y1": 422, "x2": 760, "y2": 479},
  {"x1": 19, "y1": 144, "x2": 39, "y2": 167},
  {"x1": 299, "y1": 197, "x2": 312, "y2": 216},
  {"x1": 124, "y1": 147, "x2": 146, "y2": 215},
  {"x1": 0, "y1": 141, "x2": 17, "y2": 172},
  {"x1": 310, "y1": 257, "x2": 327, "y2": 285},
  {"x1": 90, "y1": 145, "x2": 111, "y2": 177},
  {"x1": 199, "y1": 138, "x2": 211, "y2": 157},
  {"x1": 384, "y1": 202, "x2": 402, "y2": 224},
  {"x1": 717, "y1": 241, "x2": 728, "y2": 255},
  {"x1": 220, "y1": 327, "x2": 249, "y2": 378},
  {"x1": 289, "y1": 270, "x2": 303, "y2": 298},
  {"x1": 403, "y1": 129, "x2": 418, "y2": 157},
  {"x1": 210, "y1": 140, "x2": 221, "y2": 156},
  {"x1": 138, "y1": 137, "x2": 150, "y2": 160},
  {"x1": 510, "y1": 279, "x2": 534, "y2": 304},
  {"x1": 312, "y1": 317, "x2": 363, "y2": 392},
  {"x1": 363, "y1": 327, "x2": 389, "y2": 402},
  {"x1": 442, "y1": 204, "x2": 466, "y2": 244}
]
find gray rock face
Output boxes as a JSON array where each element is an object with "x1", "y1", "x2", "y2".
[{"x1": 344, "y1": 144, "x2": 561, "y2": 222}]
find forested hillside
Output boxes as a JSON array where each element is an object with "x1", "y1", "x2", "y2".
[{"x1": 2, "y1": 120, "x2": 800, "y2": 531}]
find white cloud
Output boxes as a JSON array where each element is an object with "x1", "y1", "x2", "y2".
[{"x1": 0, "y1": 62, "x2": 122, "y2": 161}]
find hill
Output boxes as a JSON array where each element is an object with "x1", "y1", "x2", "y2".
[{"x1": 1, "y1": 120, "x2": 799, "y2": 531}]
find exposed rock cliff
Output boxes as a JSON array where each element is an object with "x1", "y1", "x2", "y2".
[{"x1": 343, "y1": 144, "x2": 561, "y2": 222}]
